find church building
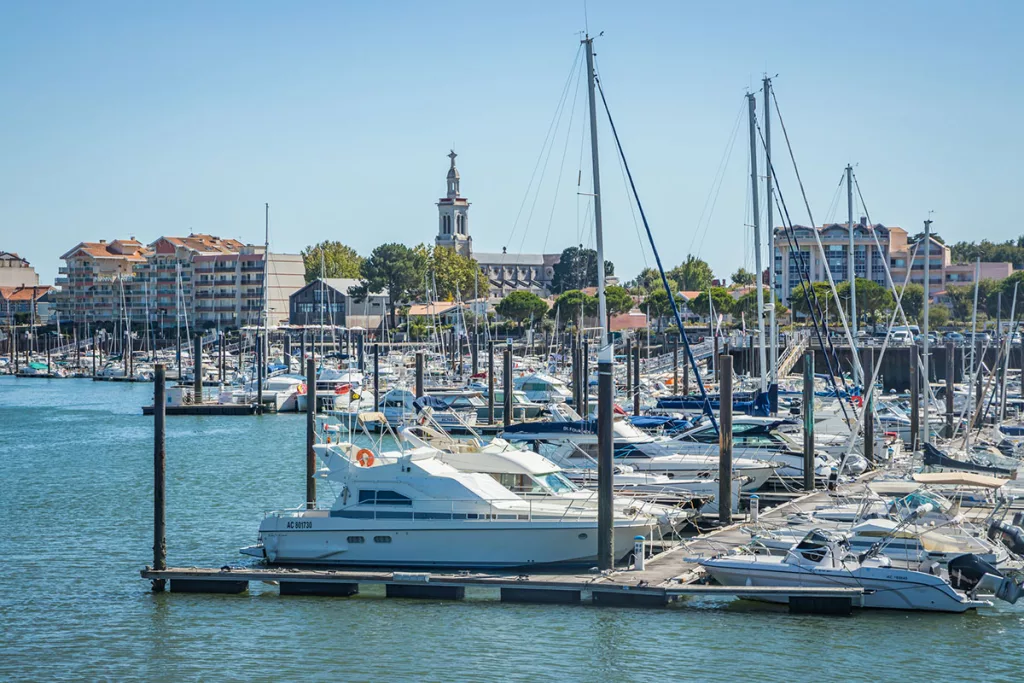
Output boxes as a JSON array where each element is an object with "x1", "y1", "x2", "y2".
[{"x1": 435, "y1": 151, "x2": 561, "y2": 299}]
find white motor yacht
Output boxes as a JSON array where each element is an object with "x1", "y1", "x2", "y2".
[{"x1": 241, "y1": 422, "x2": 656, "y2": 568}]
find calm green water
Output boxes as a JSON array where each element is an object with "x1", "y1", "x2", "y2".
[{"x1": 1, "y1": 377, "x2": 1022, "y2": 681}]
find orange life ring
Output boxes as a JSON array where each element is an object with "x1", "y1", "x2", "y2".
[
  {"x1": 356, "y1": 449, "x2": 375, "y2": 467},
  {"x1": 852, "y1": 395, "x2": 863, "y2": 408}
]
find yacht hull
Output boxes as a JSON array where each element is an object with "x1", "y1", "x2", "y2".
[{"x1": 252, "y1": 515, "x2": 651, "y2": 568}]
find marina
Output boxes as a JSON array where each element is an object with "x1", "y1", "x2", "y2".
[{"x1": 4, "y1": 4, "x2": 1024, "y2": 680}]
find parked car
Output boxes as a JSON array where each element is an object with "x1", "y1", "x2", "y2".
[{"x1": 945, "y1": 331, "x2": 965, "y2": 343}]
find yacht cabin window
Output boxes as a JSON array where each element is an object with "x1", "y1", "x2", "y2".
[{"x1": 358, "y1": 490, "x2": 413, "y2": 506}]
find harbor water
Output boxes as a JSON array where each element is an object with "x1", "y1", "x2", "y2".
[{"x1": 1, "y1": 377, "x2": 1022, "y2": 681}]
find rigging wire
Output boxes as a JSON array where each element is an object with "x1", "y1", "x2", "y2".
[
  {"x1": 690, "y1": 101, "x2": 745, "y2": 258},
  {"x1": 541, "y1": 54, "x2": 586, "y2": 256}
]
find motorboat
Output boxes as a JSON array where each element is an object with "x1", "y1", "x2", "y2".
[
  {"x1": 377, "y1": 389, "x2": 478, "y2": 429},
  {"x1": 241, "y1": 415, "x2": 657, "y2": 568},
  {"x1": 700, "y1": 529, "x2": 999, "y2": 612}
]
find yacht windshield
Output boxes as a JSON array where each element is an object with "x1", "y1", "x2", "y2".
[{"x1": 534, "y1": 471, "x2": 578, "y2": 494}]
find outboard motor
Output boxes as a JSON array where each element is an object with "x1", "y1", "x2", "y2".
[
  {"x1": 1013, "y1": 511, "x2": 1023, "y2": 527},
  {"x1": 948, "y1": 554, "x2": 1024, "y2": 605},
  {"x1": 988, "y1": 521, "x2": 1024, "y2": 556}
]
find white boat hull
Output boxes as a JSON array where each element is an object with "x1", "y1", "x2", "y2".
[
  {"x1": 702, "y1": 559, "x2": 987, "y2": 612},
  {"x1": 252, "y1": 513, "x2": 650, "y2": 568}
]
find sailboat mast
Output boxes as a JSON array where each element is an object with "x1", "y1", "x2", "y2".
[
  {"x1": 583, "y1": 33, "x2": 614, "y2": 571},
  {"x1": 747, "y1": 93, "x2": 767, "y2": 392},
  {"x1": 263, "y1": 203, "x2": 270, "y2": 368},
  {"x1": 763, "y1": 76, "x2": 777, "y2": 397},
  {"x1": 921, "y1": 218, "x2": 932, "y2": 443},
  {"x1": 847, "y1": 164, "x2": 857, "y2": 350}
]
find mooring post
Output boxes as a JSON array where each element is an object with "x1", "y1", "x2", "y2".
[
  {"x1": 192, "y1": 334, "x2": 203, "y2": 403},
  {"x1": 92, "y1": 333, "x2": 97, "y2": 377},
  {"x1": 582, "y1": 338, "x2": 590, "y2": 418},
  {"x1": 300, "y1": 331, "x2": 306, "y2": 369},
  {"x1": 748, "y1": 334, "x2": 754, "y2": 377},
  {"x1": 46, "y1": 333, "x2": 51, "y2": 375},
  {"x1": 373, "y1": 343, "x2": 380, "y2": 412},
  {"x1": 909, "y1": 344, "x2": 920, "y2": 451},
  {"x1": 682, "y1": 348, "x2": 690, "y2": 395},
  {"x1": 283, "y1": 334, "x2": 291, "y2": 373},
  {"x1": 306, "y1": 358, "x2": 316, "y2": 509},
  {"x1": 597, "y1": 344, "x2": 615, "y2": 570},
  {"x1": 219, "y1": 331, "x2": 225, "y2": 383},
  {"x1": 861, "y1": 346, "x2": 874, "y2": 464},
  {"x1": 625, "y1": 337, "x2": 633, "y2": 414},
  {"x1": 255, "y1": 342, "x2": 264, "y2": 414},
  {"x1": 672, "y1": 336, "x2": 679, "y2": 395},
  {"x1": 357, "y1": 332, "x2": 365, "y2": 373},
  {"x1": 975, "y1": 352, "x2": 984, "y2": 428},
  {"x1": 487, "y1": 340, "x2": 495, "y2": 424},
  {"x1": 633, "y1": 343, "x2": 641, "y2": 416},
  {"x1": 152, "y1": 363, "x2": 167, "y2": 591},
  {"x1": 176, "y1": 330, "x2": 181, "y2": 380},
  {"x1": 571, "y1": 342, "x2": 580, "y2": 411},
  {"x1": 803, "y1": 351, "x2": 815, "y2": 491},
  {"x1": 719, "y1": 353, "x2": 733, "y2": 526},
  {"x1": 503, "y1": 340, "x2": 513, "y2": 427},
  {"x1": 471, "y1": 333, "x2": 479, "y2": 376},
  {"x1": 945, "y1": 341, "x2": 955, "y2": 437},
  {"x1": 415, "y1": 350, "x2": 424, "y2": 398},
  {"x1": 713, "y1": 335, "x2": 720, "y2": 382}
]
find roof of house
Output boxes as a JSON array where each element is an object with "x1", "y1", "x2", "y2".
[
  {"x1": 678, "y1": 291, "x2": 702, "y2": 301},
  {"x1": 291, "y1": 278, "x2": 388, "y2": 299},
  {"x1": 407, "y1": 302, "x2": 462, "y2": 317},
  {"x1": 60, "y1": 240, "x2": 151, "y2": 261},
  {"x1": 0, "y1": 251, "x2": 29, "y2": 264},
  {"x1": 154, "y1": 234, "x2": 247, "y2": 253},
  {"x1": 0, "y1": 285, "x2": 53, "y2": 301}
]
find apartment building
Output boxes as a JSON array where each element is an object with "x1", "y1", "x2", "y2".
[
  {"x1": 0, "y1": 285, "x2": 54, "y2": 325},
  {"x1": 774, "y1": 221, "x2": 1015, "y2": 305},
  {"x1": 0, "y1": 252, "x2": 40, "y2": 287},
  {"x1": 889, "y1": 236, "x2": 1013, "y2": 297},
  {"x1": 773, "y1": 221, "x2": 905, "y2": 306},
  {"x1": 56, "y1": 234, "x2": 305, "y2": 330}
]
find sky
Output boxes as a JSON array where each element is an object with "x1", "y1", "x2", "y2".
[{"x1": 1, "y1": 1, "x2": 1022, "y2": 287}]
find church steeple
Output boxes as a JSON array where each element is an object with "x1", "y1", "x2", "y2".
[
  {"x1": 446, "y1": 149, "x2": 460, "y2": 198},
  {"x1": 436, "y1": 149, "x2": 471, "y2": 258}
]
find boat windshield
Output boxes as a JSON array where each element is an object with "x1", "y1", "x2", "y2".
[{"x1": 534, "y1": 471, "x2": 578, "y2": 494}]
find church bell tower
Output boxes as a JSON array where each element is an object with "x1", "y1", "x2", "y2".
[{"x1": 435, "y1": 150, "x2": 471, "y2": 257}]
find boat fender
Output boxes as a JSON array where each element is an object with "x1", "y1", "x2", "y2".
[{"x1": 356, "y1": 449, "x2": 375, "y2": 467}]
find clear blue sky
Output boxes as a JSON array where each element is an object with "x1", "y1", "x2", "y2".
[{"x1": 2, "y1": 1, "x2": 1021, "y2": 286}]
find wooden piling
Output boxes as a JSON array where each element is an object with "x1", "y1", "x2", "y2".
[
  {"x1": 193, "y1": 334, "x2": 203, "y2": 403},
  {"x1": 357, "y1": 332, "x2": 364, "y2": 373},
  {"x1": 945, "y1": 341, "x2": 955, "y2": 437},
  {"x1": 415, "y1": 351, "x2": 424, "y2": 398},
  {"x1": 582, "y1": 339, "x2": 590, "y2": 417},
  {"x1": 152, "y1": 364, "x2": 167, "y2": 591},
  {"x1": 284, "y1": 335, "x2": 291, "y2": 372},
  {"x1": 92, "y1": 333, "x2": 97, "y2": 377},
  {"x1": 802, "y1": 351, "x2": 815, "y2": 491},
  {"x1": 471, "y1": 334, "x2": 479, "y2": 376},
  {"x1": 46, "y1": 333, "x2": 51, "y2": 375},
  {"x1": 861, "y1": 346, "x2": 874, "y2": 464},
  {"x1": 909, "y1": 344, "x2": 920, "y2": 451},
  {"x1": 256, "y1": 342, "x2": 264, "y2": 415},
  {"x1": 503, "y1": 341, "x2": 513, "y2": 428},
  {"x1": 306, "y1": 358, "x2": 317, "y2": 510},
  {"x1": 625, "y1": 338, "x2": 633, "y2": 413},
  {"x1": 373, "y1": 344, "x2": 380, "y2": 412},
  {"x1": 682, "y1": 348, "x2": 690, "y2": 395},
  {"x1": 718, "y1": 354, "x2": 733, "y2": 526},
  {"x1": 713, "y1": 335, "x2": 720, "y2": 382},
  {"x1": 487, "y1": 340, "x2": 495, "y2": 424}
]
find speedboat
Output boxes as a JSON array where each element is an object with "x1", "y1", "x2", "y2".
[
  {"x1": 241, "y1": 418, "x2": 656, "y2": 568},
  {"x1": 700, "y1": 529, "x2": 995, "y2": 612}
]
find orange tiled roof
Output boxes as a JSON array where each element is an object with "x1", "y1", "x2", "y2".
[{"x1": 0, "y1": 285, "x2": 52, "y2": 301}]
